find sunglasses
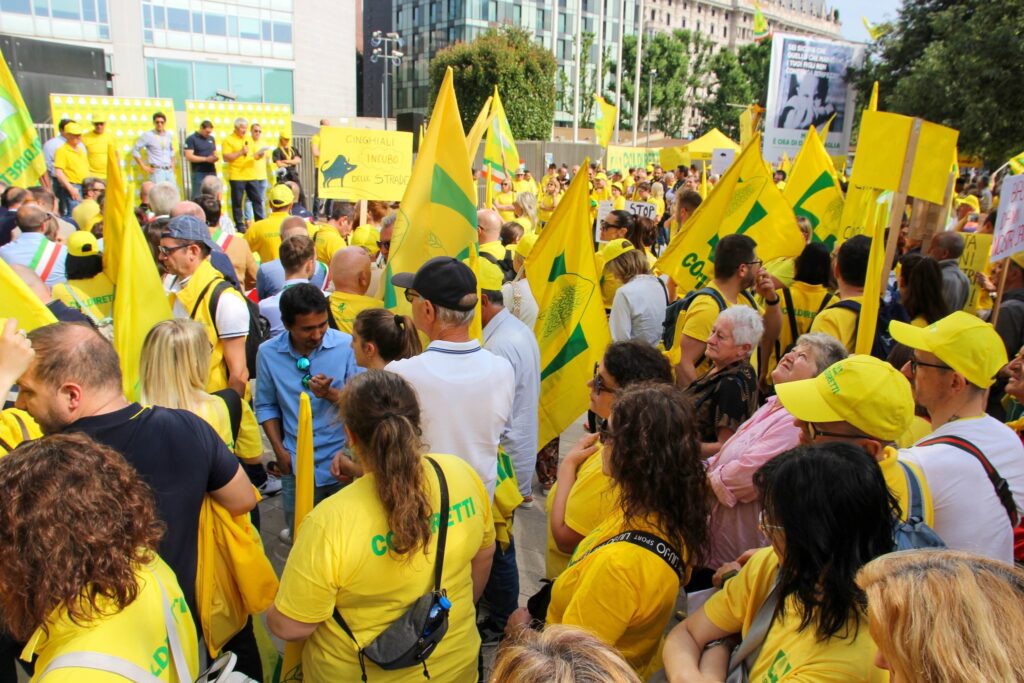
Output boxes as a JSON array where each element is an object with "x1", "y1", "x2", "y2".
[
  {"x1": 600, "y1": 221, "x2": 620, "y2": 231},
  {"x1": 592, "y1": 363, "x2": 617, "y2": 394},
  {"x1": 296, "y1": 356, "x2": 312, "y2": 388},
  {"x1": 802, "y1": 422, "x2": 870, "y2": 442},
  {"x1": 404, "y1": 289, "x2": 423, "y2": 304},
  {"x1": 157, "y1": 244, "x2": 188, "y2": 256},
  {"x1": 377, "y1": 240, "x2": 391, "y2": 249}
]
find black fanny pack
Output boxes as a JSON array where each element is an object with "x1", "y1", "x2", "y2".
[{"x1": 332, "y1": 457, "x2": 452, "y2": 681}]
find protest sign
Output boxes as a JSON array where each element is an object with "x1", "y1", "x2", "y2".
[
  {"x1": 607, "y1": 145, "x2": 660, "y2": 172},
  {"x1": 958, "y1": 232, "x2": 993, "y2": 314},
  {"x1": 991, "y1": 174, "x2": 1024, "y2": 263},
  {"x1": 764, "y1": 33, "x2": 861, "y2": 165},
  {"x1": 316, "y1": 127, "x2": 413, "y2": 201},
  {"x1": 627, "y1": 201, "x2": 658, "y2": 220},
  {"x1": 594, "y1": 199, "x2": 614, "y2": 242},
  {"x1": 712, "y1": 149, "x2": 735, "y2": 176}
]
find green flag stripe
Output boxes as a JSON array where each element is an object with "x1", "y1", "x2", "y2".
[
  {"x1": 430, "y1": 164, "x2": 478, "y2": 231},
  {"x1": 736, "y1": 201, "x2": 767, "y2": 235},
  {"x1": 540, "y1": 321, "x2": 588, "y2": 381},
  {"x1": 548, "y1": 253, "x2": 567, "y2": 282},
  {"x1": 793, "y1": 171, "x2": 836, "y2": 228}
]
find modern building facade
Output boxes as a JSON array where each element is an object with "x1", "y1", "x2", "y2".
[
  {"x1": 645, "y1": 0, "x2": 841, "y2": 47},
  {"x1": 0, "y1": 0, "x2": 357, "y2": 118}
]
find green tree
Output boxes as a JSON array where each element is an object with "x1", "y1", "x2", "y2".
[
  {"x1": 612, "y1": 29, "x2": 715, "y2": 137},
  {"x1": 695, "y1": 49, "x2": 753, "y2": 138},
  {"x1": 852, "y1": 0, "x2": 1024, "y2": 163},
  {"x1": 429, "y1": 26, "x2": 557, "y2": 140},
  {"x1": 737, "y1": 39, "x2": 771, "y2": 107},
  {"x1": 555, "y1": 32, "x2": 613, "y2": 128}
]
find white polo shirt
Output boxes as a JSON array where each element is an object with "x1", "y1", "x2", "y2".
[
  {"x1": 900, "y1": 415, "x2": 1024, "y2": 564},
  {"x1": 387, "y1": 339, "x2": 515, "y2": 497}
]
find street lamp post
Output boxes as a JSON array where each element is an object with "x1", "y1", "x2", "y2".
[
  {"x1": 371, "y1": 30, "x2": 404, "y2": 131},
  {"x1": 646, "y1": 69, "x2": 657, "y2": 145}
]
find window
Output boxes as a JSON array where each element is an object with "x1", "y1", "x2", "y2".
[
  {"x1": 272, "y1": 21, "x2": 290, "y2": 43},
  {"x1": 205, "y1": 13, "x2": 226, "y2": 36},
  {"x1": 147, "y1": 58, "x2": 293, "y2": 110},
  {"x1": 650, "y1": 8, "x2": 654, "y2": 20},
  {"x1": 166, "y1": 7, "x2": 188, "y2": 31},
  {"x1": 193, "y1": 62, "x2": 229, "y2": 100},
  {"x1": 723, "y1": 25, "x2": 727, "y2": 37},
  {"x1": 0, "y1": 0, "x2": 31, "y2": 14},
  {"x1": 82, "y1": 0, "x2": 95, "y2": 21},
  {"x1": 239, "y1": 17, "x2": 259, "y2": 39},
  {"x1": 155, "y1": 59, "x2": 193, "y2": 109},
  {"x1": 263, "y1": 68, "x2": 293, "y2": 107},
  {"x1": 50, "y1": 0, "x2": 78, "y2": 19},
  {"x1": 231, "y1": 64, "x2": 261, "y2": 102}
]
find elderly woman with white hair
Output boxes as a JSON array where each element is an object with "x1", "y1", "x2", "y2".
[
  {"x1": 700, "y1": 333, "x2": 849, "y2": 586},
  {"x1": 684, "y1": 306, "x2": 764, "y2": 458}
]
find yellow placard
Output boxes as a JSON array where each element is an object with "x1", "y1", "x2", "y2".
[
  {"x1": 316, "y1": 127, "x2": 413, "y2": 201},
  {"x1": 606, "y1": 145, "x2": 661, "y2": 172},
  {"x1": 49, "y1": 94, "x2": 181, "y2": 199},
  {"x1": 957, "y1": 232, "x2": 993, "y2": 314},
  {"x1": 659, "y1": 145, "x2": 690, "y2": 169},
  {"x1": 849, "y1": 111, "x2": 958, "y2": 205}
]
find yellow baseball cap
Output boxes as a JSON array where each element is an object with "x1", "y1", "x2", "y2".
[
  {"x1": 68, "y1": 230, "x2": 100, "y2": 257},
  {"x1": 268, "y1": 184, "x2": 295, "y2": 207},
  {"x1": 611, "y1": 182, "x2": 624, "y2": 193},
  {"x1": 774, "y1": 354, "x2": 914, "y2": 441},
  {"x1": 71, "y1": 199, "x2": 101, "y2": 230},
  {"x1": 889, "y1": 311, "x2": 1007, "y2": 388},
  {"x1": 472, "y1": 257, "x2": 504, "y2": 291},
  {"x1": 90, "y1": 114, "x2": 105, "y2": 123},
  {"x1": 512, "y1": 231, "x2": 539, "y2": 260},
  {"x1": 600, "y1": 238, "x2": 635, "y2": 264},
  {"x1": 954, "y1": 195, "x2": 980, "y2": 212},
  {"x1": 350, "y1": 225, "x2": 380, "y2": 256},
  {"x1": 63, "y1": 122, "x2": 84, "y2": 136}
]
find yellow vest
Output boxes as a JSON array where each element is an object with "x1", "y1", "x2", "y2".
[
  {"x1": 52, "y1": 272, "x2": 115, "y2": 323},
  {"x1": 169, "y1": 260, "x2": 239, "y2": 392},
  {"x1": 0, "y1": 408, "x2": 41, "y2": 455}
]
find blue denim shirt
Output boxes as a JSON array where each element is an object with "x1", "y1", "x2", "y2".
[{"x1": 254, "y1": 327, "x2": 362, "y2": 486}]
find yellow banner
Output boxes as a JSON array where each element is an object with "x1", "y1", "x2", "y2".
[
  {"x1": 316, "y1": 127, "x2": 412, "y2": 201},
  {"x1": 606, "y1": 145, "x2": 660, "y2": 172},
  {"x1": 958, "y1": 232, "x2": 993, "y2": 314}
]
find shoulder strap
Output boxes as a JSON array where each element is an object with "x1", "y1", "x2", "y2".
[
  {"x1": 205, "y1": 280, "x2": 235, "y2": 337},
  {"x1": 566, "y1": 529, "x2": 685, "y2": 581},
  {"x1": 656, "y1": 275, "x2": 670, "y2": 306},
  {"x1": 727, "y1": 582, "x2": 780, "y2": 677},
  {"x1": 39, "y1": 652, "x2": 163, "y2": 682},
  {"x1": 782, "y1": 287, "x2": 798, "y2": 344},
  {"x1": 898, "y1": 461, "x2": 924, "y2": 520},
  {"x1": 816, "y1": 291, "x2": 836, "y2": 314},
  {"x1": 739, "y1": 289, "x2": 758, "y2": 308},
  {"x1": 189, "y1": 278, "x2": 221, "y2": 320},
  {"x1": 916, "y1": 435, "x2": 1020, "y2": 526},
  {"x1": 213, "y1": 388, "x2": 243, "y2": 443}
]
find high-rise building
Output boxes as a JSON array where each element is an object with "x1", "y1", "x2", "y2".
[
  {"x1": 645, "y1": 0, "x2": 841, "y2": 47},
  {"x1": 0, "y1": 0, "x2": 357, "y2": 118}
]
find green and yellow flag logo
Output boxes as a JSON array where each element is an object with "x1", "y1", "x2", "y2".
[
  {"x1": 0, "y1": 49, "x2": 45, "y2": 187},
  {"x1": 525, "y1": 157, "x2": 610, "y2": 446},
  {"x1": 784, "y1": 125, "x2": 845, "y2": 250}
]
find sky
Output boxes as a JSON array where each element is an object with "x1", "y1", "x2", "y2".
[{"x1": 830, "y1": 0, "x2": 903, "y2": 43}]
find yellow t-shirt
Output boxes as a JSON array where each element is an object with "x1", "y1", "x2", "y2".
[
  {"x1": 704, "y1": 547, "x2": 888, "y2": 683},
  {"x1": 315, "y1": 226, "x2": 347, "y2": 266},
  {"x1": 513, "y1": 215, "x2": 533, "y2": 233},
  {"x1": 311, "y1": 133, "x2": 321, "y2": 165},
  {"x1": 652, "y1": 196, "x2": 666, "y2": 218},
  {"x1": 350, "y1": 225, "x2": 381, "y2": 257},
  {"x1": 54, "y1": 143, "x2": 89, "y2": 185},
  {"x1": 22, "y1": 556, "x2": 199, "y2": 682},
  {"x1": 243, "y1": 211, "x2": 291, "y2": 263},
  {"x1": 547, "y1": 508, "x2": 685, "y2": 678},
  {"x1": 222, "y1": 132, "x2": 257, "y2": 181},
  {"x1": 81, "y1": 131, "x2": 111, "y2": 178},
  {"x1": 193, "y1": 395, "x2": 264, "y2": 461},
  {"x1": 669, "y1": 281, "x2": 760, "y2": 371},
  {"x1": 274, "y1": 454, "x2": 495, "y2": 682},
  {"x1": 495, "y1": 191, "x2": 517, "y2": 222},
  {"x1": 765, "y1": 281, "x2": 833, "y2": 380},
  {"x1": 538, "y1": 191, "x2": 561, "y2": 225},
  {"x1": 480, "y1": 240, "x2": 509, "y2": 263},
  {"x1": 763, "y1": 256, "x2": 797, "y2": 288},
  {"x1": 0, "y1": 408, "x2": 41, "y2": 454},
  {"x1": 881, "y1": 445, "x2": 934, "y2": 525},
  {"x1": 810, "y1": 295, "x2": 864, "y2": 353},
  {"x1": 544, "y1": 446, "x2": 619, "y2": 579},
  {"x1": 52, "y1": 273, "x2": 115, "y2": 322},
  {"x1": 328, "y1": 290, "x2": 382, "y2": 334},
  {"x1": 612, "y1": 194, "x2": 627, "y2": 211}
]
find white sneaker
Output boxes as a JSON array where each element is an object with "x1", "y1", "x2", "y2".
[
  {"x1": 279, "y1": 527, "x2": 292, "y2": 545},
  {"x1": 259, "y1": 473, "x2": 282, "y2": 497}
]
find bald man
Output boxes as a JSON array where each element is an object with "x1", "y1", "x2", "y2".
[
  {"x1": 328, "y1": 246, "x2": 380, "y2": 333},
  {"x1": 256, "y1": 216, "x2": 329, "y2": 299},
  {"x1": 0, "y1": 204, "x2": 68, "y2": 286},
  {"x1": 478, "y1": 208, "x2": 514, "y2": 281},
  {"x1": 9, "y1": 263, "x2": 91, "y2": 325},
  {"x1": 927, "y1": 231, "x2": 971, "y2": 312}
]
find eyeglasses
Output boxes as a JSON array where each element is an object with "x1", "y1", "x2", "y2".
[
  {"x1": 404, "y1": 289, "x2": 421, "y2": 304},
  {"x1": 758, "y1": 510, "x2": 784, "y2": 535},
  {"x1": 744, "y1": 259, "x2": 763, "y2": 268},
  {"x1": 377, "y1": 240, "x2": 391, "y2": 249},
  {"x1": 154, "y1": 119, "x2": 166, "y2": 125},
  {"x1": 592, "y1": 363, "x2": 617, "y2": 394},
  {"x1": 910, "y1": 356, "x2": 952, "y2": 374},
  {"x1": 600, "y1": 221, "x2": 619, "y2": 231},
  {"x1": 157, "y1": 244, "x2": 188, "y2": 256},
  {"x1": 296, "y1": 356, "x2": 312, "y2": 388},
  {"x1": 802, "y1": 421, "x2": 870, "y2": 442}
]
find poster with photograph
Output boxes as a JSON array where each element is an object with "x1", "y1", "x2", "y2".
[{"x1": 764, "y1": 33, "x2": 862, "y2": 165}]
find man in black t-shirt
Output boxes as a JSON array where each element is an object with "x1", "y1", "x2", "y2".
[
  {"x1": 184, "y1": 120, "x2": 219, "y2": 199},
  {"x1": 15, "y1": 323, "x2": 257, "y2": 622}
]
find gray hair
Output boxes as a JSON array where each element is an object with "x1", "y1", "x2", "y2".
[
  {"x1": 199, "y1": 175, "x2": 224, "y2": 197},
  {"x1": 381, "y1": 212, "x2": 397, "y2": 231},
  {"x1": 148, "y1": 182, "x2": 181, "y2": 216},
  {"x1": 718, "y1": 306, "x2": 764, "y2": 348},
  {"x1": 434, "y1": 302, "x2": 476, "y2": 329},
  {"x1": 234, "y1": 117, "x2": 248, "y2": 127},
  {"x1": 794, "y1": 332, "x2": 849, "y2": 374}
]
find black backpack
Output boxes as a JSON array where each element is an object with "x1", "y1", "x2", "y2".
[
  {"x1": 662, "y1": 287, "x2": 757, "y2": 351},
  {"x1": 774, "y1": 287, "x2": 836, "y2": 360},
  {"x1": 190, "y1": 279, "x2": 271, "y2": 381},
  {"x1": 827, "y1": 298, "x2": 900, "y2": 360},
  {"x1": 480, "y1": 250, "x2": 517, "y2": 283}
]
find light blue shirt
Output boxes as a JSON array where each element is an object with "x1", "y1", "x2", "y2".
[
  {"x1": 254, "y1": 328, "x2": 362, "y2": 486},
  {"x1": 0, "y1": 231, "x2": 67, "y2": 287},
  {"x1": 132, "y1": 129, "x2": 175, "y2": 167},
  {"x1": 258, "y1": 277, "x2": 308, "y2": 337},
  {"x1": 256, "y1": 259, "x2": 328, "y2": 299},
  {"x1": 42, "y1": 135, "x2": 65, "y2": 175},
  {"x1": 482, "y1": 308, "x2": 541, "y2": 497}
]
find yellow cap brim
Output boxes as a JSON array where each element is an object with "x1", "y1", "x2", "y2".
[
  {"x1": 774, "y1": 376, "x2": 844, "y2": 424},
  {"x1": 888, "y1": 319, "x2": 933, "y2": 353}
]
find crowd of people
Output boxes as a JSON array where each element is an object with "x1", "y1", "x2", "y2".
[{"x1": 1, "y1": 125, "x2": 1024, "y2": 683}]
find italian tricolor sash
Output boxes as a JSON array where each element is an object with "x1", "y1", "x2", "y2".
[
  {"x1": 29, "y1": 238, "x2": 61, "y2": 282},
  {"x1": 212, "y1": 228, "x2": 233, "y2": 251}
]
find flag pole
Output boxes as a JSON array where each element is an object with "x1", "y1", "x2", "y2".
[
  {"x1": 878, "y1": 118, "x2": 923, "y2": 294},
  {"x1": 572, "y1": 0, "x2": 583, "y2": 143},
  {"x1": 614, "y1": 0, "x2": 625, "y2": 144},
  {"x1": 631, "y1": 0, "x2": 646, "y2": 146}
]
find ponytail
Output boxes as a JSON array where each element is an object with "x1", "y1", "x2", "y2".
[{"x1": 354, "y1": 308, "x2": 423, "y2": 362}]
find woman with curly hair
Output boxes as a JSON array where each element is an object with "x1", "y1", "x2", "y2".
[
  {"x1": 490, "y1": 625, "x2": 641, "y2": 683},
  {"x1": 663, "y1": 442, "x2": 897, "y2": 682},
  {"x1": 514, "y1": 382, "x2": 711, "y2": 678},
  {"x1": 0, "y1": 433, "x2": 199, "y2": 680},
  {"x1": 267, "y1": 370, "x2": 496, "y2": 681}
]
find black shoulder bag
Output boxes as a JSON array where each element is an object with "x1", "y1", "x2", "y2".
[{"x1": 332, "y1": 457, "x2": 452, "y2": 681}]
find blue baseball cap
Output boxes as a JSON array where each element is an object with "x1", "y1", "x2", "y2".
[{"x1": 162, "y1": 215, "x2": 216, "y2": 251}]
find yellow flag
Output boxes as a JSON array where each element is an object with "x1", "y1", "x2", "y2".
[
  {"x1": 0, "y1": 258, "x2": 57, "y2": 331},
  {"x1": 383, "y1": 68, "x2": 481, "y2": 335},
  {"x1": 699, "y1": 162, "x2": 708, "y2": 200},
  {"x1": 659, "y1": 145, "x2": 690, "y2": 171},
  {"x1": 784, "y1": 125, "x2": 845, "y2": 250},
  {"x1": 779, "y1": 153, "x2": 792, "y2": 175},
  {"x1": 855, "y1": 216, "x2": 886, "y2": 356},
  {"x1": 112, "y1": 182, "x2": 173, "y2": 400},
  {"x1": 280, "y1": 391, "x2": 315, "y2": 681},
  {"x1": 593, "y1": 94, "x2": 617, "y2": 148},
  {"x1": 1009, "y1": 149, "x2": 1024, "y2": 176},
  {"x1": 483, "y1": 87, "x2": 520, "y2": 188},
  {"x1": 868, "y1": 81, "x2": 879, "y2": 112},
  {"x1": 0, "y1": 48, "x2": 46, "y2": 188},
  {"x1": 656, "y1": 133, "x2": 805, "y2": 293},
  {"x1": 739, "y1": 105, "x2": 755, "y2": 150},
  {"x1": 752, "y1": 0, "x2": 771, "y2": 41},
  {"x1": 465, "y1": 95, "x2": 494, "y2": 158},
  {"x1": 102, "y1": 146, "x2": 129, "y2": 281},
  {"x1": 525, "y1": 157, "x2": 611, "y2": 447}
]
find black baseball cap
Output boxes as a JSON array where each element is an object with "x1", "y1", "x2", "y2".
[{"x1": 391, "y1": 256, "x2": 477, "y2": 311}]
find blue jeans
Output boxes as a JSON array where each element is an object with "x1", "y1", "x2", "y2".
[
  {"x1": 480, "y1": 531, "x2": 519, "y2": 627},
  {"x1": 190, "y1": 170, "x2": 215, "y2": 199},
  {"x1": 281, "y1": 473, "x2": 344, "y2": 532},
  {"x1": 55, "y1": 182, "x2": 81, "y2": 218},
  {"x1": 231, "y1": 179, "x2": 265, "y2": 229},
  {"x1": 243, "y1": 179, "x2": 267, "y2": 224},
  {"x1": 150, "y1": 167, "x2": 176, "y2": 186}
]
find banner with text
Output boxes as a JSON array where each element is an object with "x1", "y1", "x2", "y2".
[
  {"x1": 957, "y1": 232, "x2": 992, "y2": 314},
  {"x1": 992, "y1": 175, "x2": 1024, "y2": 263},
  {"x1": 606, "y1": 145, "x2": 661, "y2": 172},
  {"x1": 317, "y1": 127, "x2": 413, "y2": 201},
  {"x1": 764, "y1": 33, "x2": 861, "y2": 166}
]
